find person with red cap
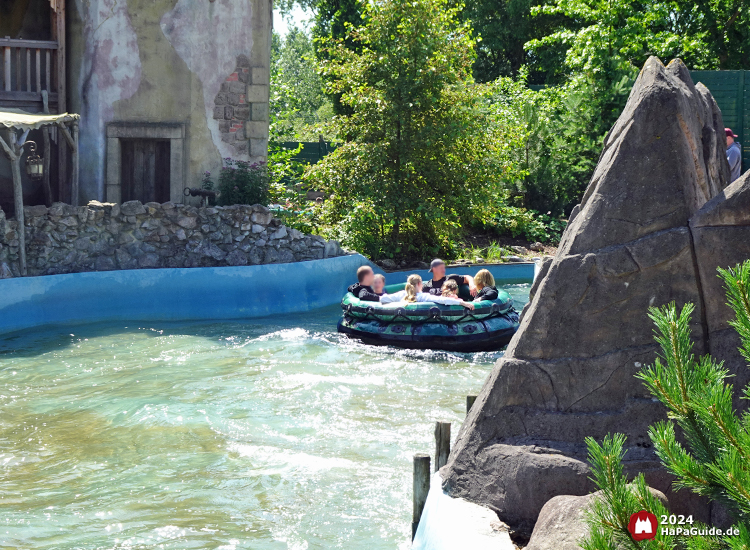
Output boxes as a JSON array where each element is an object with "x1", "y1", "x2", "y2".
[{"x1": 726, "y1": 127, "x2": 742, "y2": 182}]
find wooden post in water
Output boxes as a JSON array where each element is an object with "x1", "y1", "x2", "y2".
[
  {"x1": 434, "y1": 421, "x2": 450, "y2": 472},
  {"x1": 412, "y1": 453, "x2": 431, "y2": 540},
  {"x1": 466, "y1": 395, "x2": 477, "y2": 416}
]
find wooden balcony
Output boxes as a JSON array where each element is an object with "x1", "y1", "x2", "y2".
[{"x1": 0, "y1": 37, "x2": 62, "y2": 113}]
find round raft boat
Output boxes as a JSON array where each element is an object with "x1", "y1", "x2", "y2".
[{"x1": 336, "y1": 283, "x2": 520, "y2": 352}]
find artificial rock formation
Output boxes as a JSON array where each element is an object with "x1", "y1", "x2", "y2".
[{"x1": 441, "y1": 57, "x2": 749, "y2": 534}]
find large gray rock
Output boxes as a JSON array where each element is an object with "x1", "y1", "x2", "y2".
[
  {"x1": 441, "y1": 57, "x2": 735, "y2": 534},
  {"x1": 526, "y1": 494, "x2": 594, "y2": 550},
  {"x1": 526, "y1": 487, "x2": 668, "y2": 550}
]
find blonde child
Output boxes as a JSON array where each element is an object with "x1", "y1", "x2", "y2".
[{"x1": 473, "y1": 269, "x2": 498, "y2": 301}]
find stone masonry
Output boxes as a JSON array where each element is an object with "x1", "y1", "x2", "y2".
[
  {"x1": 213, "y1": 54, "x2": 269, "y2": 159},
  {"x1": 0, "y1": 200, "x2": 345, "y2": 278}
]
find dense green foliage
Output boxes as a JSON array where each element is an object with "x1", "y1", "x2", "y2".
[
  {"x1": 271, "y1": 28, "x2": 333, "y2": 141},
  {"x1": 269, "y1": 0, "x2": 749, "y2": 260},
  {"x1": 306, "y1": 0, "x2": 528, "y2": 260},
  {"x1": 456, "y1": 0, "x2": 568, "y2": 84},
  {"x1": 216, "y1": 159, "x2": 270, "y2": 207},
  {"x1": 583, "y1": 261, "x2": 750, "y2": 548},
  {"x1": 312, "y1": 0, "x2": 364, "y2": 116}
]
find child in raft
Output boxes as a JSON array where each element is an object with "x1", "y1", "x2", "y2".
[
  {"x1": 472, "y1": 269, "x2": 499, "y2": 301},
  {"x1": 440, "y1": 279, "x2": 460, "y2": 299},
  {"x1": 372, "y1": 273, "x2": 386, "y2": 296},
  {"x1": 380, "y1": 275, "x2": 475, "y2": 309}
]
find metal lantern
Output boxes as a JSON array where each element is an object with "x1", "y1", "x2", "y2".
[{"x1": 25, "y1": 141, "x2": 43, "y2": 180}]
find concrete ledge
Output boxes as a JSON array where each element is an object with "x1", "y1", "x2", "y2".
[{"x1": 0, "y1": 254, "x2": 374, "y2": 335}]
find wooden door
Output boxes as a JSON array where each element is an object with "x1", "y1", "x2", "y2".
[{"x1": 120, "y1": 139, "x2": 171, "y2": 203}]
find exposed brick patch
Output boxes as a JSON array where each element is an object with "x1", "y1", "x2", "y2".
[{"x1": 214, "y1": 55, "x2": 252, "y2": 154}]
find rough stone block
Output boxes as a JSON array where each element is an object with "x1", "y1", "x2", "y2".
[
  {"x1": 213, "y1": 106, "x2": 225, "y2": 120},
  {"x1": 251, "y1": 66, "x2": 270, "y2": 85},
  {"x1": 234, "y1": 106, "x2": 250, "y2": 120},
  {"x1": 224, "y1": 106, "x2": 234, "y2": 119},
  {"x1": 222, "y1": 81, "x2": 246, "y2": 94},
  {"x1": 245, "y1": 120, "x2": 267, "y2": 139},
  {"x1": 250, "y1": 138, "x2": 268, "y2": 157},
  {"x1": 251, "y1": 103, "x2": 269, "y2": 121},
  {"x1": 246, "y1": 84, "x2": 268, "y2": 103}
]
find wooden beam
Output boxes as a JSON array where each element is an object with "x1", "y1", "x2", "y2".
[
  {"x1": 0, "y1": 133, "x2": 16, "y2": 160},
  {"x1": 0, "y1": 38, "x2": 59, "y2": 50},
  {"x1": 56, "y1": 0, "x2": 67, "y2": 202},
  {"x1": 4, "y1": 46, "x2": 10, "y2": 92},
  {"x1": 56, "y1": 121, "x2": 75, "y2": 148},
  {"x1": 9, "y1": 131, "x2": 27, "y2": 276},
  {"x1": 72, "y1": 121, "x2": 79, "y2": 206},
  {"x1": 56, "y1": 0, "x2": 66, "y2": 112},
  {"x1": 42, "y1": 90, "x2": 53, "y2": 205}
]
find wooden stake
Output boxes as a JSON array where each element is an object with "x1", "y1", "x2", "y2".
[
  {"x1": 71, "y1": 121, "x2": 79, "y2": 206},
  {"x1": 434, "y1": 421, "x2": 450, "y2": 472},
  {"x1": 412, "y1": 453, "x2": 430, "y2": 540},
  {"x1": 8, "y1": 131, "x2": 26, "y2": 276},
  {"x1": 41, "y1": 90, "x2": 52, "y2": 205}
]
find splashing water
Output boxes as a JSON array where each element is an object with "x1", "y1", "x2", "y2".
[{"x1": 0, "y1": 284, "x2": 530, "y2": 549}]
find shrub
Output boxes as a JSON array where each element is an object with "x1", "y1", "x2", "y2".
[{"x1": 216, "y1": 158, "x2": 270, "y2": 207}]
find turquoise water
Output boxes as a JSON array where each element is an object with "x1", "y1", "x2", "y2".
[{"x1": 0, "y1": 284, "x2": 529, "y2": 550}]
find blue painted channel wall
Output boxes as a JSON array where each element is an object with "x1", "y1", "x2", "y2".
[{"x1": 0, "y1": 256, "x2": 535, "y2": 336}]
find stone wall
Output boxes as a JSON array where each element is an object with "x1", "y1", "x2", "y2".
[{"x1": 0, "y1": 200, "x2": 345, "y2": 278}]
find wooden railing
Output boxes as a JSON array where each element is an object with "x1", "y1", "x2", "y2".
[{"x1": 0, "y1": 37, "x2": 60, "y2": 113}]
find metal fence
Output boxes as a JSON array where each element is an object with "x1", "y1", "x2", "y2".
[
  {"x1": 690, "y1": 70, "x2": 750, "y2": 173},
  {"x1": 279, "y1": 141, "x2": 338, "y2": 165}
]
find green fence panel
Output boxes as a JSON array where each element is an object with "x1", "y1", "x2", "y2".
[
  {"x1": 690, "y1": 70, "x2": 750, "y2": 173},
  {"x1": 279, "y1": 141, "x2": 338, "y2": 165}
]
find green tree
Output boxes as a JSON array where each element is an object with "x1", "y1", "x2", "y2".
[
  {"x1": 583, "y1": 261, "x2": 750, "y2": 548},
  {"x1": 312, "y1": 0, "x2": 364, "y2": 115},
  {"x1": 457, "y1": 0, "x2": 571, "y2": 84},
  {"x1": 526, "y1": 0, "x2": 750, "y2": 83},
  {"x1": 307, "y1": 0, "x2": 519, "y2": 260},
  {"x1": 270, "y1": 27, "x2": 333, "y2": 141}
]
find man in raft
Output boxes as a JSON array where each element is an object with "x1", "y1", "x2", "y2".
[
  {"x1": 347, "y1": 265, "x2": 381, "y2": 302},
  {"x1": 422, "y1": 259, "x2": 477, "y2": 297}
]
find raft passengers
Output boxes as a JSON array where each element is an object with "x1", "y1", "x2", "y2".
[
  {"x1": 422, "y1": 259, "x2": 477, "y2": 297},
  {"x1": 347, "y1": 266, "x2": 381, "y2": 302},
  {"x1": 380, "y1": 274, "x2": 475, "y2": 309},
  {"x1": 348, "y1": 261, "x2": 498, "y2": 306}
]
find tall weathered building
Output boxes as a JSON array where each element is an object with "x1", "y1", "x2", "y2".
[{"x1": 0, "y1": 0, "x2": 272, "y2": 212}]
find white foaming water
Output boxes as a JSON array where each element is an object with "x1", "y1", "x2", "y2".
[{"x1": 0, "y1": 284, "x2": 530, "y2": 549}]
